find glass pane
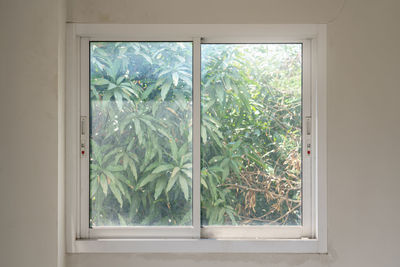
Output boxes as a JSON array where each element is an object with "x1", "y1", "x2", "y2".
[
  {"x1": 89, "y1": 42, "x2": 193, "y2": 227},
  {"x1": 201, "y1": 44, "x2": 302, "y2": 226}
]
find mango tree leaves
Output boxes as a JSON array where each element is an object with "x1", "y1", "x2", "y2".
[
  {"x1": 89, "y1": 42, "x2": 302, "y2": 227},
  {"x1": 89, "y1": 41, "x2": 193, "y2": 226},
  {"x1": 201, "y1": 44, "x2": 302, "y2": 226}
]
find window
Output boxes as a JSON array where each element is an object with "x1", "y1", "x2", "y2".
[{"x1": 66, "y1": 24, "x2": 327, "y2": 253}]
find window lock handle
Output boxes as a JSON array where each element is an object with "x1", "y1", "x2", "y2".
[
  {"x1": 306, "y1": 116, "x2": 312, "y2": 136},
  {"x1": 80, "y1": 116, "x2": 87, "y2": 157}
]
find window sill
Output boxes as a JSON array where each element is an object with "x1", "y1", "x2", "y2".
[{"x1": 70, "y1": 238, "x2": 326, "y2": 253}]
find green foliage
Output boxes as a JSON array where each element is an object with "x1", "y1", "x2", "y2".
[
  {"x1": 201, "y1": 44, "x2": 302, "y2": 225},
  {"x1": 89, "y1": 42, "x2": 193, "y2": 226},
  {"x1": 89, "y1": 42, "x2": 302, "y2": 227}
]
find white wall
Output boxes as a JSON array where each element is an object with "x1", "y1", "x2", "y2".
[
  {"x1": 0, "y1": 0, "x2": 66, "y2": 267},
  {"x1": 66, "y1": 0, "x2": 345, "y2": 24},
  {"x1": 1, "y1": 0, "x2": 399, "y2": 266},
  {"x1": 66, "y1": 0, "x2": 400, "y2": 267}
]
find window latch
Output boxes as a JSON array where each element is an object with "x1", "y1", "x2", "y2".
[
  {"x1": 306, "y1": 116, "x2": 311, "y2": 136},
  {"x1": 80, "y1": 116, "x2": 87, "y2": 157},
  {"x1": 306, "y1": 116, "x2": 312, "y2": 156}
]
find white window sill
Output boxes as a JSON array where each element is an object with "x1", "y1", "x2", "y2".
[{"x1": 70, "y1": 238, "x2": 326, "y2": 253}]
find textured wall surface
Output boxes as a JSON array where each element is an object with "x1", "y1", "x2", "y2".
[
  {"x1": 67, "y1": 0, "x2": 345, "y2": 24},
  {"x1": 0, "y1": 0, "x2": 65, "y2": 267},
  {"x1": 66, "y1": 0, "x2": 400, "y2": 266},
  {"x1": 1, "y1": 0, "x2": 399, "y2": 266}
]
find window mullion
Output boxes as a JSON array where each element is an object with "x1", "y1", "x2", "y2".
[{"x1": 192, "y1": 37, "x2": 202, "y2": 238}]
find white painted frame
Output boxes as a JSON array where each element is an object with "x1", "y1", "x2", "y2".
[{"x1": 66, "y1": 24, "x2": 327, "y2": 253}]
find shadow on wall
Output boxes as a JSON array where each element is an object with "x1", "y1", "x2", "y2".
[{"x1": 67, "y1": 0, "x2": 345, "y2": 24}]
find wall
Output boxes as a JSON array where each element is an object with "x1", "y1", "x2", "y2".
[
  {"x1": 66, "y1": 0, "x2": 400, "y2": 266},
  {"x1": 0, "y1": 0, "x2": 66, "y2": 267},
  {"x1": 58, "y1": 0, "x2": 67, "y2": 266},
  {"x1": 1, "y1": 0, "x2": 399, "y2": 266},
  {"x1": 66, "y1": 0, "x2": 345, "y2": 24}
]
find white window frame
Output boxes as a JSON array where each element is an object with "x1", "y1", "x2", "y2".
[{"x1": 66, "y1": 24, "x2": 327, "y2": 253}]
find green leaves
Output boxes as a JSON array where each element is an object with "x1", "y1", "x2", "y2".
[
  {"x1": 129, "y1": 161, "x2": 138, "y2": 181},
  {"x1": 92, "y1": 78, "x2": 110, "y2": 86},
  {"x1": 160, "y1": 80, "x2": 173, "y2": 101},
  {"x1": 179, "y1": 176, "x2": 189, "y2": 200},
  {"x1": 201, "y1": 125, "x2": 207, "y2": 144},
  {"x1": 171, "y1": 167, "x2": 180, "y2": 179},
  {"x1": 89, "y1": 41, "x2": 195, "y2": 226},
  {"x1": 172, "y1": 72, "x2": 179, "y2": 87},
  {"x1": 99, "y1": 174, "x2": 108, "y2": 195},
  {"x1": 166, "y1": 173, "x2": 179, "y2": 193},
  {"x1": 152, "y1": 164, "x2": 174, "y2": 174},
  {"x1": 109, "y1": 183, "x2": 123, "y2": 207},
  {"x1": 170, "y1": 139, "x2": 178, "y2": 162},
  {"x1": 154, "y1": 178, "x2": 167, "y2": 200},
  {"x1": 200, "y1": 44, "x2": 302, "y2": 226},
  {"x1": 138, "y1": 174, "x2": 158, "y2": 188},
  {"x1": 89, "y1": 42, "x2": 302, "y2": 227}
]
